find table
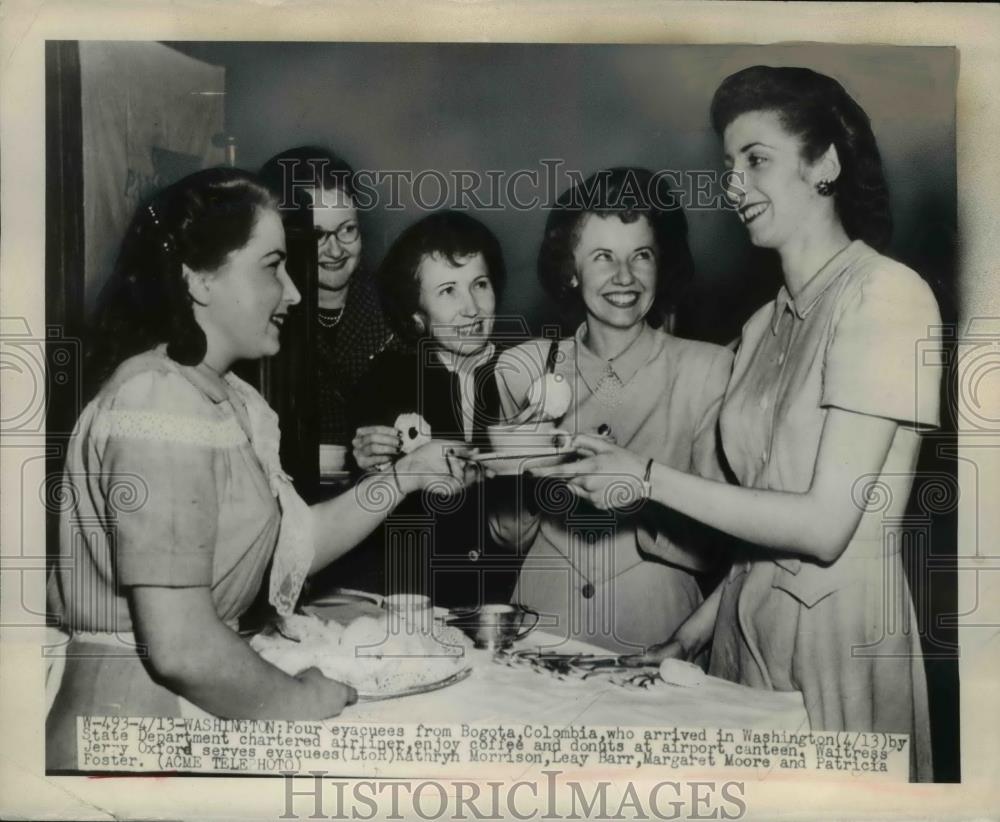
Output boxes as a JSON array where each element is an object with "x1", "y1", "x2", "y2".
[
  {"x1": 175, "y1": 599, "x2": 811, "y2": 780},
  {"x1": 309, "y1": 600, "x2": 809, "y2": 731}
]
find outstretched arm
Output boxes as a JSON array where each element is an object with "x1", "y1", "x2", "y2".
[
  {"x1": 534, "y1": 407, "x2": 901, "y2": 565},
  {"x1": 308, "y1": 440, "x2": 481, "y2": 572}
]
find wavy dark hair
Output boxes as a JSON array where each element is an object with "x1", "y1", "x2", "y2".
[
  {"x1": 86, "y1": 167, "x2": 276, "y2": 395},
  {"x1": 710, "y1": 65, "x2": 892, "y2": 251},
  {"x1": 537, "y1": 167, "x2": 693, "y2": 329},
  {"x1": 258, "y1": 144, "x2": 358, "y2": 213},
  {"x1": 376, "y1": 210, "x2": 507, "y2": 341}
]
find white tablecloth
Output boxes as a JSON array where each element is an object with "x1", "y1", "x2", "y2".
[{"x1": 315, "y1": 602, "x2": 809, "y2": 731}]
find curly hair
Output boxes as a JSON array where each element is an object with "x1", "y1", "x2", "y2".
[
  {"x1": 375, "y1": 210, "x2": 507, "y2": 341},
  {"x1": 710, "y1": 65, "x2": 892, "y2": 251},
  {"x1": 87, "y1": 167, "x2": 276, "y2": 395},
  {"x1": 537, "y1": 167, "x2": 694, "y2": 329}
]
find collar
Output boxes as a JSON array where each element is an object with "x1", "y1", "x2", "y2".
[
  {"x1": 178, "y1": 364, "x2": 232, "y2": 405},
  {"x1": 574, "y1": 321, "x2": 656, "y2": 393},
  {"x1": 771, "y1": 239, "x2": 869, "y2": 333},
  {"x1": 151, "y1": 344, "x2": 230, "y2": 404},
  {"x1": 434, "y1": 341, "x2": 496, "y2": 374}
]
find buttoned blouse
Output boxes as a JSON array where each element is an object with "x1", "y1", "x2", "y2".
[
  {"x1": 495, "y1": 323, "x2": 734, "y2": 651},
  {"x1": 719, "y1": 240, "x2": 942, "y2": 587},
  {"x1": 711, "y1": 241, "x2": 942, "y2": 780}
]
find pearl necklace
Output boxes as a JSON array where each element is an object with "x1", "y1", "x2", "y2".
[{"x1": 317, "y1": 308, "x2": 344, "y2": 328}]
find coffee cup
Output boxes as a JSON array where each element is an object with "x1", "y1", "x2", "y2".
[
  {"x1": 320, "y1": 444, "x2": 348, "y2": 475},
  {"x1": 448, "y1": 604, "x2": 540, "y2": 650}
]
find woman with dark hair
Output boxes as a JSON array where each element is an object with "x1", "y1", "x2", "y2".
[
  {"x1": 536, "y1": 69, "x2": 941, "y2": 780},
  {"x1": 259, "y1": 146, "x2": 395, "y2": 454},
  {"x1": 336, "y1": 210, "x2": 512, "y2": 607},
  {"x1": 46, "y1": 168, "x2": 476, "y2": 768},
  {"x1": 494, "y1": 167, "x2": 734, "y2": 654}
]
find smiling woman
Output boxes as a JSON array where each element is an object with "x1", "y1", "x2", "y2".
[
  {"x1": 492, "y1": 167, "x2": 734, "y2": 654},
  {"x1": 45, "y1": 168, "x2": 479, "y2": 770},
  {"x1": 327, "y1": 210, "x2": 515, "y2": 608},
  {"x1": 533, "y1": 68, "x2": 942, "y2": 781},
  {"x1": 259, "y1": 146, "x2": 396, "y2": 449},
  {"x1": 186, "y1": 209, "x2": 299, "y2": 370}
]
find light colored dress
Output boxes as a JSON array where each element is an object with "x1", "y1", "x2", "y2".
[
  {"x1": 495, "y1": 323, "x2": 734, "y2": 654},
  {"x1": 710, "y1": 240, "x2": 942, "y2": 781},
  {"x1": 46, "y1": 348, "x2": 288, "y2": 770}
]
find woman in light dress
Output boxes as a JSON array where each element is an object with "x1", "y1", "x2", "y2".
[
  {"x1": 494, "y1": 167, "x2": 734, "y2": 655},
  {"x1": 536, "y1": 67, "x2": 941, "y2": 780},
  {"x1": 47, "y1": 168, "x2": 475, "y2": 769}
]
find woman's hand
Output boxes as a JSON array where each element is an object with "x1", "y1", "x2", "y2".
[
  {"x1": 394, "y1": 439, "x2": 483, "y2": 496},
  {"x1": 533, "y1": 433, "x2": 647, "y2": 511},
  {"x1": 619, "y1": 582, "x2": 723, "y2": 668},
  {"x1": 131, "y1": 585, "x2": 358, "y2": 719},
  {"x1": 292, "y1": 668, "x2": 358, "y2": 717},
  {"x1": 619, "y1": 638, "x2": 690, "y2": 668},
  {"x1": 352, "y1": 425, "x2": 401, "y2": 471}
]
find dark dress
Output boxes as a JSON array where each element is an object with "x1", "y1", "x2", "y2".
[
  {"x1": 315, "y1": 345, "x2": 520, "y2": 608},
  {"x1": 315, "y1": 270, "x2": 396, "y2": 446}
]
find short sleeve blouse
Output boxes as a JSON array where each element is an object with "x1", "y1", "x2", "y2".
[
  {"x1": 50, "y1": 349, "x2": 281, "y2": 633},
  {"x1": 720, "y1": 240, "x2": 942, "y2": 500}
]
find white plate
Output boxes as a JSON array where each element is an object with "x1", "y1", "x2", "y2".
[
  {"x1": 308, "y1": 589, "x2": 385, "y2": 608},
  {"x1": 473, "y1": 447, "x2": 574, "y2": 476},
  {"x1": 357, "y1": 665, "x2": 473, "y2": 702}
]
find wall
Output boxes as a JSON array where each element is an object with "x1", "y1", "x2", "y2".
[{"x1": 167, "y1": 41, "x2": 957, "y2": 342}]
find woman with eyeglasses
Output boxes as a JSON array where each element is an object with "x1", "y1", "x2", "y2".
[{"x1": 259, "y1": 146, "x2": 397, "y2": 455}]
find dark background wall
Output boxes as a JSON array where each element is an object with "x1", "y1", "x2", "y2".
[{"x1": 166, "y1": 41, "x2": 957, "y2": 341}]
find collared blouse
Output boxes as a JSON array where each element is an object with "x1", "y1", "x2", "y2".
[
  {"x1": 495, "y1": 323, "x2": 734, "y2": 653},
  {"x1": 711, "y1": 240, "x2": 942, "y2": 781}
]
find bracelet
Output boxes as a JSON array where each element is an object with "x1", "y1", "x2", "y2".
[
  {"x1": 390, "y1": 461, "x2": 405, "y2": 495},
  {"x1": 642, "y1": 458, "x2": 654, "y2": 499}
]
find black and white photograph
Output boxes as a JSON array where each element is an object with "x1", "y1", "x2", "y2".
[{"x1": 2, "y1": 2, "x2": 998, "y2": 820}]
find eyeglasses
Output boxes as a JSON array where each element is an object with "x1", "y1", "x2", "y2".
[{"x1": 313, "y1": 221, "x2": 360, "y2": 247}]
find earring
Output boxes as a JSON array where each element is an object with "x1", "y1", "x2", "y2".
[{"x1": 815, "y1": 179, "x2": 835, "y2": 197}]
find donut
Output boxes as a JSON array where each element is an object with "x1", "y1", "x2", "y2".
[{"x1": 394, "y1": 412, "x2": 432, "y2": 454}]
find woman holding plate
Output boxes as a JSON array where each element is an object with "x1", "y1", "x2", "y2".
[
  {"x1": 535, "y1": 68, "x2": 941, "y2": 780},
  {"x1": 46, "y1": 169, "x2": 476, "y2": 769},
  {"x1": 493, "y1": 167, "x2": 734, "y2": 655}
]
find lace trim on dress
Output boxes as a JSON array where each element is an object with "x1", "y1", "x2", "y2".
[
  {"x1": 224, "y1": 373, "x2": 316, "y2": 617},
  {"x1": 92, "y1": 409, "x2": 248, "y2": 448}
]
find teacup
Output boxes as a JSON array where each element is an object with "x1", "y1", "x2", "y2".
[
  {"x1": 319, "y1": 444, "x2": 348, "y2": 475},
  {"x1": 448, "y1": 604, "x2": 540, "y2": 650}
]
